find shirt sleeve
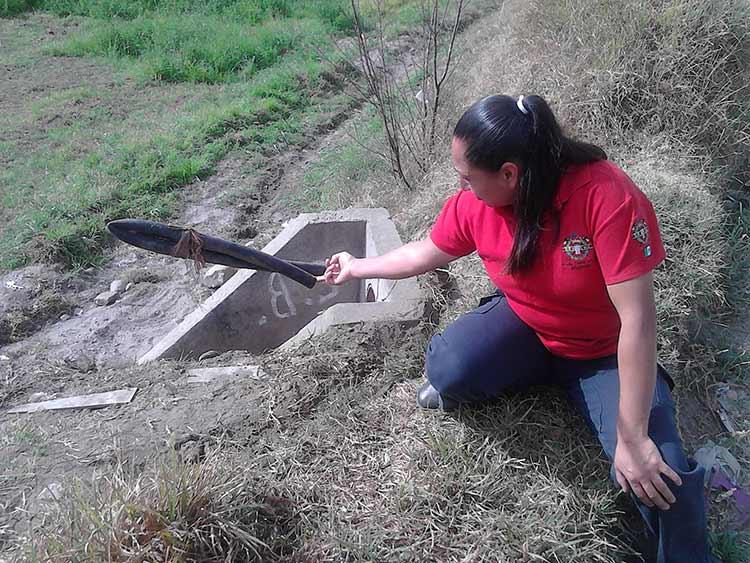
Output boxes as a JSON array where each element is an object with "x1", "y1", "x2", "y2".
[
  {"x1": 591, "y1": 185, "x2": 666, "y2": 285},
  {"x1": 429, "y1": 190, "x2": 476, "y2": 257}
]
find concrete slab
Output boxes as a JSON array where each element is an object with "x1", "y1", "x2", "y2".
[
  {"x1": 5, "y1": 388, "x2": 138, "y2": 414},
  {"x1": 186, "y1": 365, "x2": 262, "y2": 383},
  {"x1": 138, "y1": 208, "x2": 424, "y2": 363}
]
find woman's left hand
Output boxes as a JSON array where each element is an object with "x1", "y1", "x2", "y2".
[{"x1": 614, "y1": 436, "x2": 683, "y2": 510}]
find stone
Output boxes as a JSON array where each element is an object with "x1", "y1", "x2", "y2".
[
  {"x1": 65, "y1": 354, "x2": 96, "y2": 373},
  {"x1": 202, "y1": 266, "x2": 237, "y2": 289},
  {"x1": 29, "y1": 392, "x2": 54, "y2": 402},
  {"x1": 110, "y1": 279, "x2": 126, "y2": 294},
  {"x1": 38, "y1": 482, "x2": 63, "y2": 503},
  {"x1": 95, "y1": 291, "x2": 118, "y2": 306},
  {"x1": 198, "y1": 350, "x2": 220, "y2": 361}
]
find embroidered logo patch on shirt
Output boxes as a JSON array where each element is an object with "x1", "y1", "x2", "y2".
[
  {"x1": 632, "y1": 219, "x2": 649, "y2": 244},
  {"x1": 631, "y1": 219, "x2": 651, "y2": 256},
  {"x1": 563, "y1": 234, "x2": 592, "y2": 262}
]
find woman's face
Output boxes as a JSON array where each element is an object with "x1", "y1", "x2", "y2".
[{"x1": 451, "y1": 137, "x2": 519, "y2": 207}]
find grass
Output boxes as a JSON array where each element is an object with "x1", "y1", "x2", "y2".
[
  {"x1": 711, "y1": 531, "x2": 750, "y2": 563},
  {"x1": 0, "y1": 15, "x2": 354, "y2": 269},
  {"x1": 522, "y1": 0, "x2": 750, "y2": 190},
  {"x1": 0, "y1": 0, "x2": 430, "y2": 270},
  {"x1": 21, "y1": 451, "x2": 302, "y2": 562},
  {"x1": 292, "y1": 111, "x2": 389, "y2": 212},
  {"x1": 56, "y1": 16, "x2": 328, "y2": 84},
  {"x1": 3, "y1": 0, "x2": 355, "y2": 30},
  {"x1": 20, "y1": 324, "x2": 634, "y2": 561}
]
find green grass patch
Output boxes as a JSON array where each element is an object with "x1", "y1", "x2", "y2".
[
  {"x1": 56, "y1": 16, "x2": 327, "y2": 84},
  {"x1": 710, "y1": 531, "x2": 750, "y2": 563},
  {"x1": 0, "y1": 0, "x2": 32, "y2": 16},
  {"x1": 295, "y1": 114, "x2": 388, "y2": 212},
  {"x1": 0, "y1": 54, "x2": 355, "y2": 269},
  {"x1": 5, "y1": 0, "x2": 355, "y2": 28},
  {"x1": 0, "y1": 0, "x2": 426, "y2": 268}
]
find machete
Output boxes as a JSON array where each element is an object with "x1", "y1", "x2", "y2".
[{"x1": 107, "y1": 219, "x2": 325, "y2": 289}]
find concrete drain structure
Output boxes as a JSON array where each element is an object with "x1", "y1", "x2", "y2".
[{"x1": 138, "y1": 208, "x2": 423, "y2": 364}]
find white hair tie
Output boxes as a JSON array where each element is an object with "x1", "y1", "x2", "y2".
[{"x1": 516, "y1": 95, "x2": 529, "y2": 115}]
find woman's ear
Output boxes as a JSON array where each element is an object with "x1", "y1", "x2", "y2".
[{"x1": 499, "y1": 162, "x2": 520, "y2": 185}]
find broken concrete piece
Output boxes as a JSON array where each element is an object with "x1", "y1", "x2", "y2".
[
  {"x1": 94, "y1": 291, "x2": 118, "y2": 306},
  {"x1": 110, "y1": 279, "x2": 126, "y2": 294},
  {"x1": 186, "y1": 365, "x2": 261, "y2": 383},
  {"x1": 4, "y1": 388, "x2": 137, "y2": 414},
  {"x1": 202, "y1": 265, "x2": 237, "y2": 289}
]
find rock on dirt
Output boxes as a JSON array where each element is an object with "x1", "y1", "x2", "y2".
[
  {"x1": 202, "y1": 266, "x2": 236, "y2": 289},
  {"x1": 109, "y1": 279, "x2": 126, "y2": 294},
  {"x1": 94, "y1": 290, "x2": 118, "y2": 306},
  {"x1": 64, "y1": 353, "x2": 96, "y2": 373}
]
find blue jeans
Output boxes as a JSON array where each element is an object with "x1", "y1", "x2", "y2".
[{"x1": 425, "y1": 294, "x2": 712, "y2": 563}]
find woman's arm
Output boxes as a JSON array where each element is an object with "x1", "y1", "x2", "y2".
[
  {"x1": 607, "y1": 271, "x2": 682, "y2": 510},
  {"x1": 321, "y1": 238, "x2": 459, "y2": 285}
]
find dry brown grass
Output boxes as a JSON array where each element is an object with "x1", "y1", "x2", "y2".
[
  {"x1": 522, "y1": 0, "x2": 750, "y2": 188},
  {"x1": 221, "y1": 324, "x2": 633, "y2": 562},
  {"x1": 18, "y1": 449, "x2": 303, "y2": 562}
]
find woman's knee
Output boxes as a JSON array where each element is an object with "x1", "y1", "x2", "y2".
[{"x1": 425, "y1": 332, "x2": 480, "y2": 398}]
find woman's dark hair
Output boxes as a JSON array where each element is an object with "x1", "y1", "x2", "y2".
[{"x1": 453, "y1": 94, "x2": 606, "y2": 275}]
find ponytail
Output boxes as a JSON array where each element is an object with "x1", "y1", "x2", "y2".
[{"x1": 453, "y1": 94, "x2": 606, "y2": 275}]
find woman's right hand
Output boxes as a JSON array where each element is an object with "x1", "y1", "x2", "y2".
[{"x1": 320, "y1": 252, "x2": 357, "y2": 285}]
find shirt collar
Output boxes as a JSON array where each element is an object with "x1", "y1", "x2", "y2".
[{"x1": 553, "y1": 163, "x2": 593, "y2": 210}]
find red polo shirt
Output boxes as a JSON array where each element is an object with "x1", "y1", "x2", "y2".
[{"x1": 430, "y1": 159, "x2": 665, "y2": 359}]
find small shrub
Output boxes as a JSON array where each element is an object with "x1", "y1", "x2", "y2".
[{"x1": 25, "y1": 453, "x2": 302, "y2": 562}]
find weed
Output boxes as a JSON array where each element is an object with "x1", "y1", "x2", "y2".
[
  {"x1": 23, "y1": 451, "x2": 302, "y2": 562},
  {"x1": 710, "y1": 530, "x2": 750, "y2": 563}
]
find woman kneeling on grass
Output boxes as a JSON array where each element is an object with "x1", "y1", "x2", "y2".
[{"x1": 320, "y1": 94, "x2": 719, "y2": 563}]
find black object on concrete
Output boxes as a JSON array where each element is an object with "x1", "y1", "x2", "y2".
[{"x1": 107, "y1": 219, "x2": 324, "y2": 288}]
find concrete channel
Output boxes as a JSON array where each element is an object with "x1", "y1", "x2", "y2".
[{"x1": 138, "y1": 208, "x2": 424, "y2": 364}]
